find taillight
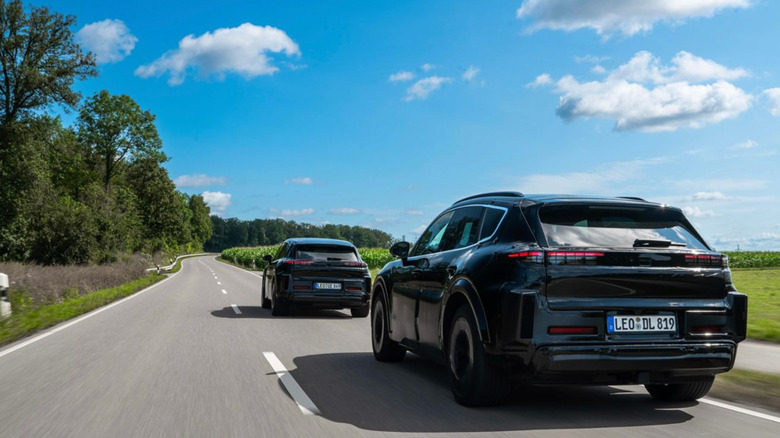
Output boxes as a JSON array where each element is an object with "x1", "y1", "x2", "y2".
[
  {"x1": 345, "y1": 286, "x2": 362, "y2": 291},
  {"x1": 343, "y1": 262, "x2": 367, "y2": 267},
  {"x1": 548, "y1": 326, "x2": 597, "y2": 335},
  {"x1": 507, "y1": 251, "x2": 544, "y2": 263},
  {"x1": 283, "y1": 260, "x2": 314, "y2": 265},
  {"x1": 548, "y1": 251, "x2": 604, "y2": 265},
  {"x1": 684, "y1": 254, "x2": 723, "y2": 267}
]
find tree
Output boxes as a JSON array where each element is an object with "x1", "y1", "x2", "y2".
[
  {"x1": 76, "y1": 90, "x2": 165, "y2": 194},
  {"x1": 188, "y1": 194, "x2": 212, "y2": 248},
  {"x1": 0, "y1": 0, "x2": 96, "y2": 138}
]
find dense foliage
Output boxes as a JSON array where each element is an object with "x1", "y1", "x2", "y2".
[
  {"x1": 222, "y1": 246, "x2": 395, "y2": 270},
  {"x1": 0, "y1": 1, "x2": 211, "y2": 264},
  {"x1": 724, "y1": 252, "x2": 780, "y2": 269},
  {"x1": 205, "y1": 216, "x2": 393, "y2": 252}
]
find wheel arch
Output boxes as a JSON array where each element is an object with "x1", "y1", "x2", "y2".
[{"x1": 442, "y1": 278, "x2": 490, "y2": 352}]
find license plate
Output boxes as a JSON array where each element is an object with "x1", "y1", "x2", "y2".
[
  {"x1": 314, "y1": 282, "x2": 341, "y2": 290},
  {"x1": 607, "y1": 315, "x2": 676, "y2": 333}
]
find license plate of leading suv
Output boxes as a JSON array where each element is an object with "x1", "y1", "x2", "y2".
[
  {"x1": 607, "y1": 315, "x2": 677, "y2": 333},
  {"x1": 314, "y1": 282, "x2": 341, "y2": 290}
]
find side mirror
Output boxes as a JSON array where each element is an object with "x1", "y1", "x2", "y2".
[
  {"x1": 262, "y1": 255, "x2": 273, "y2": 263},
  {"x1": 389, "y1": 241, "x2": 411, "y2": 259}
]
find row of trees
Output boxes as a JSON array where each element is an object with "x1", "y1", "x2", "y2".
[
  {"x1": 205, "y1": 217, "x2": 393, "y2": 251},
  {"x1": 0, "y1": 0, "x2": 212, "y2": 264}
]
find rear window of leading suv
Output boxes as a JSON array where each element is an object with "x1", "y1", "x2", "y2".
[
  {"x1": 538, "y1": 205, "x2": 708, "y2": 250},
  {"x1": 294, "y1": 245, "x2": 359, "y2": 262}
]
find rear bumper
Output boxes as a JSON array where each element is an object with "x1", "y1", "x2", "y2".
[
  {"x1": 280, "y1": 291, "x2": 368, "y2": 309},
  {"x1": 533, "y1": 341, "x2": 736, "y2": 374}
]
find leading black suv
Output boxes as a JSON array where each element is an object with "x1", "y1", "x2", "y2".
[
  {"x1": 262, "y1": 238, "x2": 371, "y2": 317},
  {"x1": 370, "y1": 192, "x2": 747, "y2": 406}
]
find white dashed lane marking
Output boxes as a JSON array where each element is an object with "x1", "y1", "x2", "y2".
[{"x1": 231, "y1": 304, "x2": 242, "y2": 315}]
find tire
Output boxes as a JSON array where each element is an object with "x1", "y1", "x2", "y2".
[
  {"x1": 447, "y1": 305, "x2": 508, "y2": 406},
  {"x1": 270, "y1": 282, "x2": 289, "y2": 316},
  {"x1": 261, "y1": 277, "x2": 271, "y2": 309},
  {"x1": 645, "y1": 377, "x2": 714, "y2": 402},
  {"x1": 351, "y1": 302, "x2": 369, "y2": 318},
  {"x1": 371, "y1": 288, "x2": 406, "y2": 362}
]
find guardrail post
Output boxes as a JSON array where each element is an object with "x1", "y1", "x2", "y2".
[{"x1": 0, "y1": 273, "x2": 11, "y2": 319}]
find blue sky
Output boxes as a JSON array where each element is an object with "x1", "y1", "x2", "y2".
[{"x1": 42, "y1": 0, "x2": 780, "y2": 249}]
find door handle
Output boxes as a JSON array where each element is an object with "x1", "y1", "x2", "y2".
[{"x1": 412, "y1": 269, "x2": 423, "y2": 278}]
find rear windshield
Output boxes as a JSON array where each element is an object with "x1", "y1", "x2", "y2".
[
  {"x1": 538, "y1": 205, "x2": 708, "y2": 250},
  {"x1": 294, "y1": 245, "x2": 359, "y2": 262}
]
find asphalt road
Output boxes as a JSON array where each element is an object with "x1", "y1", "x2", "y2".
[{"x1": 0, "y1": 256, "x2": 777, "y2": 437}]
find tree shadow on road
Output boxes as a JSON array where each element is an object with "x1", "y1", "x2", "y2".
[
  {"x1": 285, "y1": 352, "x2": 695, "y2": 433},
  {"x1": 210, "y1": 306, "x2": 353, "y2": 320}
]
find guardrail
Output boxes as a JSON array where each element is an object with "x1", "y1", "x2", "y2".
[
  {"x1": 144, "y1": 253, "x2": 213, "y2": 274},
  {"x1": 1, "y1": 272, "x2": 10, "y2": 319}
]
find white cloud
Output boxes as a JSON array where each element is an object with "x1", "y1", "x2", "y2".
[
  {"x1": 535, "y1": 51, "x2": 752, "y2": 132},
  {"x1": 278, "y1": 208, "x2": 315, "y2": 218},
  {"x1": 731, "y1": 139, "x2": 758, "y2": 150},
  {"x1": 421, "y1": 63, "x2": 436, "y2": 72},
  {"x1": 591, "y1": 65, "x2": 607, "y2": 75},
  {"x1": 330, "y1": 208, "x2": 362, "y2": 215},
  {"x1": 712, "y1": 232, "x2": 780, "y2": 250},
  {"x1": 135, "y1": 23, "x2": 299, "y2": 86},
  {"x1": 404, "y1": 209, "x2": 424, "y2": 216},
  {"x1": 462, "y1": 66, "x2": 480, "y2": 82},
  {"x1": 526, "y1": 73, "x2": 553, "y2": 88},
  {"x1": 173, "y1": 174, "x2": 228, "y2": 188},
  {"x1": 411, "y1": 225, "x2": 427, "y2": 235},
  {"x1": 517, "y1": 0, "x2": 751, "y2": 37},
  {"x1": 389, "y1": 71, "x2": 415, "y2": 82},
  {"x1": 76, "y1": 19, "x2": 137, "y2": 64},
  {"x1": 575, "y1": 55, "x2": 609, "y2": 64},
  {"x1": 516, "y1": 158, "x2": 665, "y2": 194},
  {"x1": 286, "y1": 177, "x2": 313, "y2": 185},
  {"x1": 405, "y1": 76, "x2": 452, "y2": 101},
  {"x1": 682, "y1": 206, "x2": 716, "y2": 218},
  {"x1": 607, "y1": 51, "x2": 748, "y2": 84},
  {"x1": 202, "y1": 191, "x2": 232, "y2": 214},
  {"x1": 673, "y1": 178, "x2": 769, "y2": 192},
  {"x1": 681, "y1": 191, "x2": 731, "y2": 202},
  {"x1": 765, "y1": 88, "x2": 780, "y2": 116}
]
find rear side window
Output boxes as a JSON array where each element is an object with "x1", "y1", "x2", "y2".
[
  {"x1": 294, "y1": 245, "x2": 358, "y2": 262},
  {"x1": 538, "y1": 205, "x2": 708, "y2": 250},
  {"x1": 480, "y1": 207, "x2": 505, "y2": 240}
]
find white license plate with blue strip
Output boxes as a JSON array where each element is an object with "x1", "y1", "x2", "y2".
[
  {"x1": 314, "y1": 282, "x2": 341, "y2": 290},
  {"x1": 607, "y1": 315, "x2": 676, "y2": 333}
]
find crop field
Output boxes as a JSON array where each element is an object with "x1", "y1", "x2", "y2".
[
  {"x1": 221, "y1": 246, "x2": 394, "y2": 270},
  {"x1": 724, "y1": 251, "x2": 780, "y2": 269}
]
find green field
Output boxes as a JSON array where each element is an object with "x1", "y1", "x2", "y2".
[{"x1": 732, "y1": 268, "x2": 780, "y2": 342}]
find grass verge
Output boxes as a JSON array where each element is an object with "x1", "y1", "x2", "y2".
[
  {"x1": 731, "y1": 268, "x2": 780, "y2": 342},
  {"x1": 711, "y1": 369, "x2": 780, "y2": 413},
  {"x1": 0, "y1": 273, "x2": 165, "y2": 347}
]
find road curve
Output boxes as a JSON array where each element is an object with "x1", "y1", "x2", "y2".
[{"x1": 0, "y1": 256, "x2": 777, "y2": 437}]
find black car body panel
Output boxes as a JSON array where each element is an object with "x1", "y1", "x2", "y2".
[
  {"x1": 374, "y1": 193, "x2": 747, "y2": 386},
  {"x1": 263, "y1": 238, "x2": 371, "y2": 311}
]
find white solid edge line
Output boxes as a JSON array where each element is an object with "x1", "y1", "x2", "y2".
[
  {"x1": 0, "y1": 271, "x2": 176, "y2": 361},
  {"x1": 700, "y1": 397, "x2": 780, "y2": 424},
  {"x1": 263, "y1": 352, "x2": 320, "y2": 416},
  {"x1": 221, "y1": 289, "x2": 227, "y2": 294},
  {"x1": 231, "y1": 304, "x2": 242, "y2": 315}
]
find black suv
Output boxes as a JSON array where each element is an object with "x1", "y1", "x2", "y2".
[
  {"x1": 370, "y1": 192, "x2": 747, "y2": 406},
  {"x1": 262, "y1": 238, "x2": 371, "y2": 317}
]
